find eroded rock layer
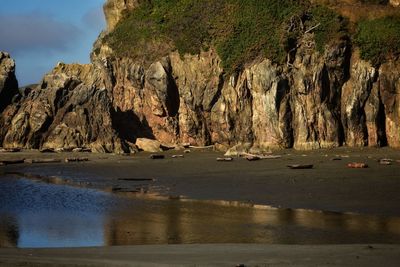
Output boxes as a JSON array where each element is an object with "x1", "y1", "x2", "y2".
[{"x1": 0, "y1": 0, "x2": 399, "y2": 153}]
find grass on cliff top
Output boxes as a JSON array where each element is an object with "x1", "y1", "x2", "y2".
[
  {"x1": 356, "y1": 15, "x2": 400, "y2": 66},
  {"x1": 104, "y1": 0, "x2": 347, "y2": 72}
]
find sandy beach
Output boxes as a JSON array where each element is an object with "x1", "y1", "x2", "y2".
[
  {"x1": 2, "y1": 147, "x2": 400, "y2": 216},
  {"x1": 1, "y1": 147, "x2": 400, "y2": 266},
  {"x1": 1, "y1": 244, "x2": 400, "y2": 266}
]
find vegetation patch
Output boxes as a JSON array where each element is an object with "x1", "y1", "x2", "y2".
[
  {"x1": 356, "y1": 15, "x2": 400, "y2": 65},
  {"x1": 105, "y1": 0, "x2": 348, "y2": 72}
]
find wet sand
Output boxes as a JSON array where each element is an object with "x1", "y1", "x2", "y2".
[
  {"x1": 1, "y1": 244, "x2": 400, "y2": 266},
  {"x1": 1, "y1": 148, "x2": 400, "y2": 266},
  {"x1": 1, "y1": 147, "x2": 400, "y2": 216}
]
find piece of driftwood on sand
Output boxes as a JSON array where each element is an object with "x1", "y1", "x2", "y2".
[
  {"x1": 118, "y1": 178, "x2": 155, "y2": 182},
  {"x1": 24, "y1": 159, "x2": 62, "y2": 164},
  {"x1": 149, "y1": 154, "x2": 165, "y2": 159},
  {"x1": 0, "y1": 148, "x2": 21, "y2": 153},
  {"x1": 0, "y1": 159, "x2": 25, "y2": 165},
  {"x1": 217, "y1": 157, "x2": 234, "y2": 162},
  {"x1": 378, "y1": 158, "x2": 394, "y2": 165},
  {"x1": 287, "y1": 164, "x2": 314, "y2": 169},
  {"x1": 241, "y1": 152, "x2": 282, "y2": 159},
  {"x1": 65, "y1": 157, "x2": 89, "y2": 163},
  {"x1": 245, "y1": 155, "x2": 261, "y2": 161}
]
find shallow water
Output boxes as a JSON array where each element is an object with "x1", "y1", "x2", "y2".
[{"x1": 1, "y1": 176, "x2": 400, "y2": 248}]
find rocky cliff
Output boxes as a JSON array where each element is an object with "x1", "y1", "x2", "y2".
[
  {"x1": 0, "y1": 52, "x2": 18, "y2": 113},
  {"x1": 0, "y1": 0, "x2": 399, "y2": 153}
]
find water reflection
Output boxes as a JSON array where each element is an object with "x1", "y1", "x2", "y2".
[
  {"x1": 0, "y1": 214, "x2": 18, "y2": 247},
  {"x1": 1, "y1": 176, "x2": 400, "y2": 248},
  {"x1": 103, "y1": 200, "x2": 400, "y2": 246}
]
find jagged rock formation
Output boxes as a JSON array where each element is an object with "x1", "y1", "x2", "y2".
[
  {"x1": 391, "y1": 0, "x2": 400, "y2": 7},
  {"x1": 0, "y1": 0, "x2": 399, "y2": 153},
  {"x1": 0, "y1": 52, "x2": 18, "y2": 112},
  {"x1": 0, "y1": 63, "x2": 128, "y2": 153}
]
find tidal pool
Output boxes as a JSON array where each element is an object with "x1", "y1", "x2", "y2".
[{"x1": 1, "y1": 176, "x2": 400, "y2": 248}]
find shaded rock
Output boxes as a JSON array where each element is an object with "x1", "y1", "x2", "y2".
[
  {"x1": 378, "y1": 61, "x2": 400, "y2": 148},
  {"x1": 0, "y1": 52, "x2": 18, "y2": 112}
]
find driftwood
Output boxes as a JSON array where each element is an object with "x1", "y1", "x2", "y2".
[
  {"x1": 24, "y1": 159, "x2": 62, "y2": 164},
  {"x1": 347, "y1": 162, "x2": 368, "y2": 169},
  {"x1": 241, "y1": 152, "x2": 281, "y2": 159},
  {"x1": 184, "y1": 149, "x2": 191, "y2": 154},
  {"x1": 149, "y1": 154, "x2": 165, "y2": 159},
  {"x1": 246, "y1": 156, "x2": 261, "y2": 161},
  {"x1": 287, "y1": 164, "x2": 314, "y2": 169},
  {"x1": 112, "y1": 187, "x2": 146, "y2": 193},
  {"x1": 379, "y1": 158, "x2": 394, "y2": 165},
  {"x1": 189, "y1": 145, "x2": 214, "y2": 149},
  {"x1": 0, "y1": 159, "x2": 25, "y2": 165},
  {"x1": 65, "y1": 157, "x2": 89, "y2": 163},
  {"x1": 0, "y1": 148, "x2": 21, "y2": 153},
  {"x1": 72, "y1": 148, "x2": 92, "y2": 153},
  {"x1": 172, "y1": 155, "x2": 184, "y2": 158},
  {"x1": 217, "y1": 157, "x2": 234, "y2": 162},
  {"x1": 118, "y1": 178, "x2": 155, "y2": 182},
  {"x1": 40, "y1": 148, "x2": 55, "y2": 153}
]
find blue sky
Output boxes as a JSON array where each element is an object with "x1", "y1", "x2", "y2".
[{"x1": 0, "y1": 0, "x2": 106, "y2": 86}]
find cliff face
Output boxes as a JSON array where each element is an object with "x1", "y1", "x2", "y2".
[
  {"x1": 0, "y1": 52, "x2": 18, "y2": 112},
  {"x1": 103, "y1": 0, "x2": 138, "y2": 31},
  {"x1": 0, "y1": 0, "x2": 399, "y2": 153}
]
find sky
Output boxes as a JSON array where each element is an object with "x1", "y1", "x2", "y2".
[{"x1": 0, "y1": 0, "x2": 106, "y2": 86}]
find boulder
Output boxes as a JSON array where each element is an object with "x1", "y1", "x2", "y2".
[{"x1": 135, "y1": 138, "x2": 163, "y2": 153}]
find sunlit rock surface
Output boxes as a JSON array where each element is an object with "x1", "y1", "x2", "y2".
[{"x1": 1, "y1": 1, "x2": 400, "y2": 153}]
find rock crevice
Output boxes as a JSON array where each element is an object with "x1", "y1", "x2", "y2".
[{"x1": 0, "y1": 1, "x2": 399, "y2": 153}]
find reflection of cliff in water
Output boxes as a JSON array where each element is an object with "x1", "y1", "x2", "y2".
[
  {"x1": 0, "y1": 214, "x2": 19, "y2": 248},
  {"x1": 104, "y1": 199, "x2": 400, "y2": 246},
  {"x1": 2, "y1": 176, "x2": 400, "y2": 248}
]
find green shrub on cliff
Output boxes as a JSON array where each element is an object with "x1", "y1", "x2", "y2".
[
  {"x1": 356, "y1": 16, "x2": 400, "y2": 65},
  {"x1": 105, "y1": 0, "x2": 347, "y2": 72}
]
